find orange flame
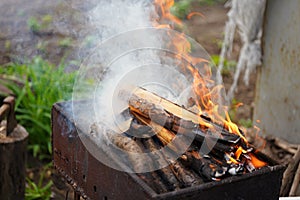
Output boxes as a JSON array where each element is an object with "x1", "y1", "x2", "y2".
[
  {"x1": 235, "y1": 146, "x2": 247, "y2": 160},
  {"x1": 225, "y1": 153, "x2": 239, "y2": 165},
  {"x1": 153, "y1": 0, "x2": 267, "y2": 170},
  {"x1": 154, "y1": 0, "x2": 182, "y2": 27},
  {"x1": 249, "y1": 153, "x2": 267, "y2": 168},
  {"x1": 187, "y1": 12, "x2": 205, "y2": 20},
  {"x1": 254, "y1": 125, "x2": 266, "y2": 151}
]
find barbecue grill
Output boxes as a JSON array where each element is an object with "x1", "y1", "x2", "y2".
[{"x1": 52, "y1": 100, "x2": 285, "y2": 200}]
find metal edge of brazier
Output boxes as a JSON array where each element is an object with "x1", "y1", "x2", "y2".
[{"x1": 52, "y1": 101, "x2": 285, "y2": 200}]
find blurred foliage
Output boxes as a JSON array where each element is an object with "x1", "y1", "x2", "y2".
[
  {"x1": 238, "y1": 118, "x2": 253, "y2": 128},
  {"x1": 25, "y1": 164, "x2": 53, "y2": 200},
  {"x1": 27, "y1": 17, "x2": 41, "y2": 33},
  {"x1": 58, "y1": 37, "x2": 72, "y2": 48},
  {"x1": 210, "y1": 54, "x2": 236, "y2": 76},
  {"x1": 27, "y1": 15, "x2": 53, "y2": 33},
  {"x1": 0, "y1": 57, "x2": 77, "y2": 160},
  {"x1": 198, "y1": 0, "x2": 227, "y2": 6},
  {"x1": 171, "y1": 0, "x2": 226, "y2": 19},
  {"x1": 171, "y1": 0, "x2": 192, "y2": 19}
]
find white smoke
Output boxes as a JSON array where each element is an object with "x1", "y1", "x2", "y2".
[{"x1": 72, "y1": 0, "x2": 193, "y2": 134}]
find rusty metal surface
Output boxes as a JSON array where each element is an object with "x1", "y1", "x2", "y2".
[
  {"x1": 254, "y1": 0, "x2": 300, "y2": 143},
  {"x1": 52, "y1": 101, "x2": 285, "y2": 200}
]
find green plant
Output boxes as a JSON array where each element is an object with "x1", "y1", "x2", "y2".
[
  {"x1": 170, "y1": 0, "x2": 192, "y2": 19},
  {"x1": 59, "y1": 37, "x2": 72, "y2": 48},
  {"x1": 198, "y1": 0, "x2": 226, "y2": 6},
  {"x1": 27, "y1": 15, "x2": 53, "y2": 33},
  {"x1": 0, "y1": 57, "x2": 77, "y2": 159},
  {"x1": 25, "y1": 165, "x2": 53, "y2": 200},
  {"x1": 210, "y1": 54, "x2": 236, "y2": 76},
  {"x1": 238, "y1": 118, "x2": 253, "y2": 128},
  {"x1": 28, "y1": 17, "x2": 41, "y2": 33}
]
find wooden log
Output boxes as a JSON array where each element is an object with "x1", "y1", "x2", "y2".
[
  {"x1": 265, "y1": 135, "x2": 298, "y2": 155},
  {"x1": 130, "y1": 102, "x2": 237, "y2": 154},
  {"x1": 141, "y1": 137, "x2": 180, "y2": 191},
  {"x1": 170, "y1": 161, "x2": 204, "y2": 188},
  {"x1": 130, "y1": 112, "x2": 181, "y2": 153},
  {"x1": 132, "y1": 117, "x2": 205, "y2": 189},
  {"x1": 108, "y1": 132, "x2": 170, "y2": 193},
  {"x1": 179, "y1": 151, "x2": 225, "y2": 181},
  {"x1": 289, "y1": 162, "x2": 300, "y2": 196},
  {"x1": 128, "y1": 87, "x2": 240, "y2": 144},
  {"x1": 109, "y1": 133, "x2": 151, "y2": 172},
  {"x1": 280, "y1": 146, "x2": 300, "y2": 196},
  {"x1": 0, "y1": 97, "x2": 28, "y2": 200}
]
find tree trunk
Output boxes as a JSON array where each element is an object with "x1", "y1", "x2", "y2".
[
  {"x1": 0, "y1": 124, "x2": 28, "y2": 200},
  {"x1": 0, "y1": 96, "x2": 28, "y2": 200}
]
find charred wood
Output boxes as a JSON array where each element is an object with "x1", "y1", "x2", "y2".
[
  {"x1": 179, "y1": 151, "x2": 225, "y2": 181},
  {"x1": 128, "y1": 87, "x2": 240, "y2": 144}
]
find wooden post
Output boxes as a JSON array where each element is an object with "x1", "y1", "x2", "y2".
[{"x1": 0, "y1": 96, "x2": 28, "y2": 200}]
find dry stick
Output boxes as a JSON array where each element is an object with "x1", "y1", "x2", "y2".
[
  {"x1": 266, "y1": 136, "x2": 298, "y2": 155},
  {"x1": 289, "y1": 162, "x2": 300, "y2": 196},
  {"x1": 280, "y1": 146, "x2": 300, "y2": 196}
]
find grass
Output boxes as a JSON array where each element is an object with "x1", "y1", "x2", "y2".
[
  {"x1": 238, "y1": 118, "x2": 253, "y2": 128},
  {"x1": 27, "y1": 15, "x2": 53, "y2": 34},
  {"x1": 210, "y1": 54, "x2": 236, "y2": 76},
  {"x1": 25, "y1": 164, "x2": 53, "y2": 200},
  {"x1": 171, "y1": 0, "x2": 192, "y2": 19},
  {"x1": 58, "y1": 37, "x2": 73, "y2": 48},
  {"x1": 170, "y1": 0, "x2": 227, "y2": 19},
  {"x1": 0, "y1": 56, "x2": 77, "y2": 160}
]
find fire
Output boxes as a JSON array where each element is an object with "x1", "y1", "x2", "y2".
[
  {"x1": 248, "y1": 153, "x2": 267, "y2": 168},
  {"x1": 187, "y1": 12, "x2": 205, "y2": 20},
  {"x1": 225, "y1": 153, "x2": 239, "y2": 165},
  {"x1": 153, "y1": 0, "x2": 267, "y2": 170},
  {"x1": 154, "y1": 0, "x2": 182, "y2": 27},
  {"x1": 235, "y1": 146, "x2": 247, "y2": 160}
]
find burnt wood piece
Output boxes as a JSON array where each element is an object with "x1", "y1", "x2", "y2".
[
  {"x1": 109, "y1": 132, "x2": 170, "y2": 194},
  {"x1": 179, "y1": 151, "x2": 225, "y2": 181},
  {"x1": 141, "y1": 135, "x2": 203, "y2": 190},
  {"x1": 130, "y1": 112, "x2": 182, "y2": 153},
  {"x1": 131, "y1": 117, "x2": 205, "y2": 189},
  {"x1": 141, "y1": 137, "x2": 180, "y2": 191},
  {"x1": 170, "y1": 161, "x2": 204, "y2": 188},
  {"x1": 128, "y1": 87, "x2": 240, "y2": 144},
  {"x1": 0, "y1": 97, "x2": 28, "y2": 200},
  {"x1": 131, "y1": 110, "x2": 236, "y2": 154}
]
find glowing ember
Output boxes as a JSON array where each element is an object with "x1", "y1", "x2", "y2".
[{"x1": 249, "y1": 153, "x2": 267, "y2": 168}]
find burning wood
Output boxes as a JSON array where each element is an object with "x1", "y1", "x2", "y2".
[{"x1": 107, "y1": 87, "x2": 270, "y2": 193}]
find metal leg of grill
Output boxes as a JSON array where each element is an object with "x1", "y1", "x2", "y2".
[{"x1": 74, "y1": 192, "x2": 81, "y2": 200}]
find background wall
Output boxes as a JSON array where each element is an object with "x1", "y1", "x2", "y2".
[{"x1": 254, "y1": 0, "x2": 300, "y2": 143}]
